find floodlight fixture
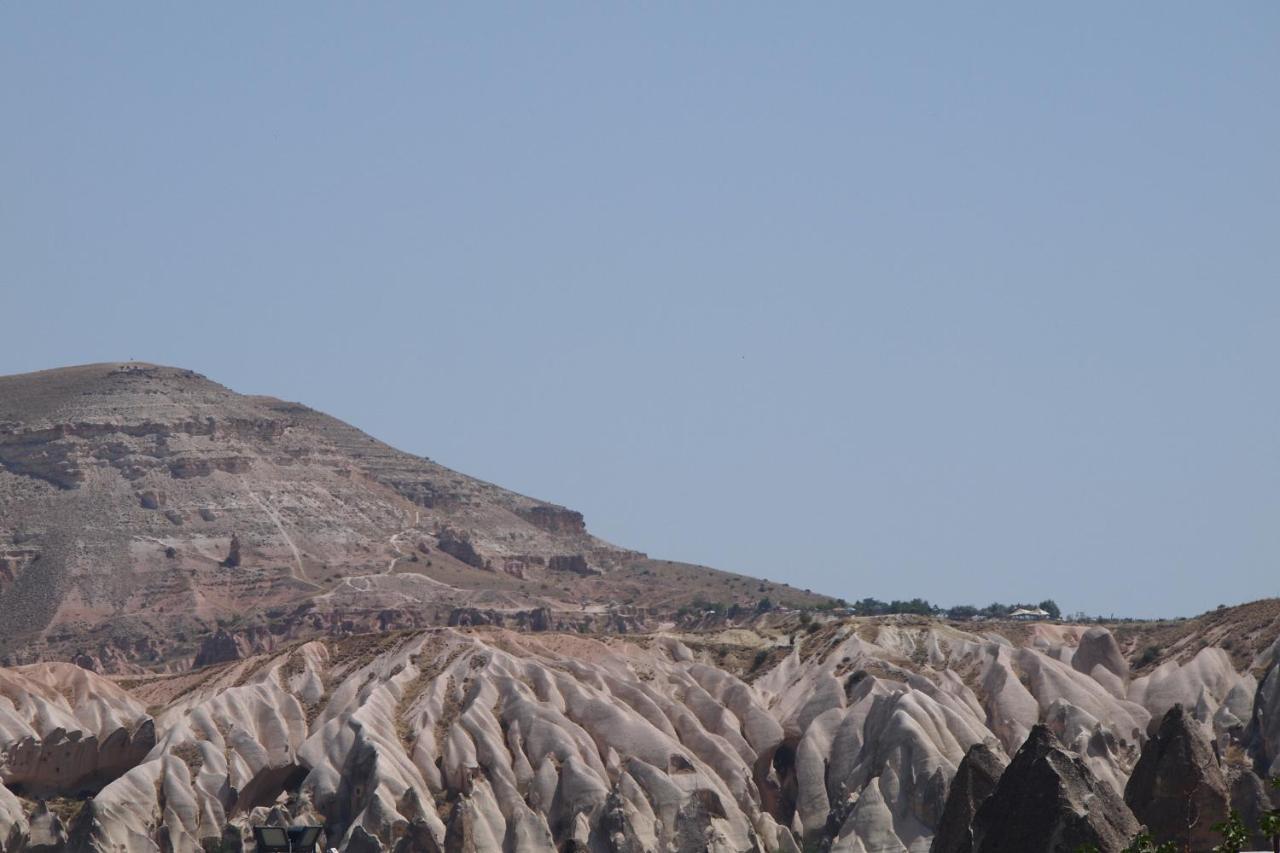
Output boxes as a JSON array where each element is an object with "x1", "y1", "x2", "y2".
[{"x1": 252, "y1": 825, "x2": 323, "y2": 852}]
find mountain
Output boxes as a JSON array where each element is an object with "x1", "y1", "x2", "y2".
[
  {"x1": 0, "y1": 363, "x2": 828, "y2": 669},
  {"x1": 2, "y1": 362, "x2": 1279, "y2": 852}
]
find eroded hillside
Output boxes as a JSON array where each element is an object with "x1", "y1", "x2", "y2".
[
  {"x1": 0, "y1": 609, "x2": 1275, "y2": 852},
  {"x1": 0, "y1": 363, "x2": 826, "y2": 669}
]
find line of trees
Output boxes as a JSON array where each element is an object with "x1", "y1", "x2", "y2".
[{"x1": 850, "y1": 597, "x2": 1062, "y2": 620}]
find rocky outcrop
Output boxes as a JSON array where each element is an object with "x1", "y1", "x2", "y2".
[
  {"x1": 518, "y1": 505, "x2": 587, "y2": 536},
  {"x1": 25, "y1": 801, "x2": 67, "y2": 852},
  {"x1": 0, "y1": 663, "x2": 155, "y2": 798},
  {"x1": 435, "y1": 530, "x2": 485, "y2": 569},
  {"x1": 0, "y1": 782, "x2": 28, "y2": 850},
  {"x1": 931, "y1": 743, "x2": 1007, "y2": 853},
  {"x1": 0, "y1": 549, "x2": 36, "y2": 596},
  {"x1": 168, "y1": 455, "x2": 252, "y2": 478},
  {"x1": 1227, "y1": 765, "x2": 1279, "y2": 853},
  {"x1": 1123, "y1": 704, "x2": 1229, "y2": 851},
  {"x1": 1247, "y1": 658, "x2": 1280, "y2": 776},
  {"x1": 970, "y1": 726, "x2": 1140, "y2": 853},
  {"x1": 193, "y1": 628, "x2": 249, "y2": 667},
  {"x1": 220, "y1": 533, "x2": 242, "y2": 568},
  {"x1": 1129, "y1": 647, "x2": 1254, "y2": 738},
  {"x1": 1071, "y1": 626, "x2": 1129, "y2": 697},
  {"x1": 0, "y1": 429, "x2": 85, "y2": 489},
  {"x1": 446, "y1": 605, "x2": 648, "y2": 634},
  {"x1": 548, "y1": 555, "x2": 598, "y2": 576},
  {"x1": 68, "y1": 754, "x2": 207, "y2": 850}
]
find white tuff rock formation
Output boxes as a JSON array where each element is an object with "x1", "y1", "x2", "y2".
[{"x1": 0, "y1": 615, "x2": 1268, "y2": 852}]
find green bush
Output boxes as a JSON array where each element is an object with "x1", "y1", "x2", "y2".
[{"x1": 1211, "y1": 810, "x2": 1249, "y2": 853}]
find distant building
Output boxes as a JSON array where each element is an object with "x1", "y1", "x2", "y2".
[{"x1": 1009, "y1": 607, "x2": 1051, "y2": 621}]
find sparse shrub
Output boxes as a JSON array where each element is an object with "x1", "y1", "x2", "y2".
[
  {"x1": 1257, "y1": 776, "x2": 1280, "y2": 852},
  {"x1": 1260, "y1": 810, "x2": 1280, "y2": 853},
  {"x1": 1211, "y1": 809, "x2": 1249, "y2": 852}
]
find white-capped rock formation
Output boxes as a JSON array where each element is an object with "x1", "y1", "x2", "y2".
[{"x1": 0, "y1": 609, "x2": 1266, "y2": 852}]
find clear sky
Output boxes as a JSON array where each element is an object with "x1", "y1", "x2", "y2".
[{"x1": 3, "y1": 5, "x2": 1278, "y2": 618}]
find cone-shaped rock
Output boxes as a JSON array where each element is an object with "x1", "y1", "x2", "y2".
[
  {"x1": 1124, "y1": 704, "x2": 1229, "y2": 851},
  {"x1": 930, "y1": 742, "x2": 1007, "y2": 853},
  {"x1": 970, "y1": 725, "x2": 1139, "y2": 853}
]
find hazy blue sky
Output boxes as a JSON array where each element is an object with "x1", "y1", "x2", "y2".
[{"x1": 3, "y1": 5, "x2": 1278, "y2": 618}]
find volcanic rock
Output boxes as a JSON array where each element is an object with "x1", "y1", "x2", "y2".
[
  {"x1": 930, "y1": 742, "x2": 1007, "y2": 853},
  {"x1": 970, "y1": 725, "x2": 1140, "y2": 853},
  {"x1": 25, "y1": 801, "x2": 67, "y2": 852},
  {"x1": 1123, "y1": 704, "x2": 1229, "y2": 851},
  {"x1": 1248, "y1": 658, "x2": 1280, "y2": 776},
  {"x1": 1071, "y1": 626, "x2": 1129, "y2": 698}
]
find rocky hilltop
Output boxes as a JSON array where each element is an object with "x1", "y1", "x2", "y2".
[{"x1": 0, "y1": 363, "x2": 826, "y2": 669}]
